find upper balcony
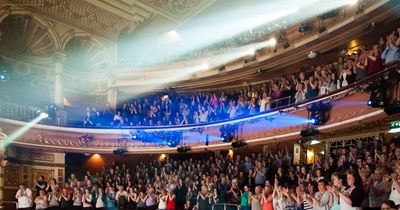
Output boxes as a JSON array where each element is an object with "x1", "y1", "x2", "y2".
[{"x1": 1, "y1": 62, "x2": 399, "y2": 154}]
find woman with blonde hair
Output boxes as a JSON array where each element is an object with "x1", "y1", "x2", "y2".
[
  {"x1": 197, "y1": 186, "x2": 210, "y2": 210},
  {"x1": 389, "y1": 160, "x2": 400, "y2": 205}
]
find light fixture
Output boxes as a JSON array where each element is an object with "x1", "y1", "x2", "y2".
[
  {"x1": 348, "y1": 0, "x2": 358, "y2": 6},
  {"x1": 201, "y1": 63, "x2": 209, "y2": 71},
  {"x1": 389, "y1": 120, "x2": 400, "y2": 133},
  {"x1": 310, "y1": 140, "x2": 321, "y2": 145},
  {"x1": 248, "y1": 49, "x2": 256, "y2": 56},
  {"x1": 268, "y1": 38, "x2": 277, "y2": 46},
  {"x1": 389, "y1": 128, "x2": 400, "y2": 134},
  {"x1": 39, "y1": 112, "x2": 49, "y2": 118}
]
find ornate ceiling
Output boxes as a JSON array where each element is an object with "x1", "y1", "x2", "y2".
[{"x1": 2, "y1": 0, "x2": 216, "y2": 40}]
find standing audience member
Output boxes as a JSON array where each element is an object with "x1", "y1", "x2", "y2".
[{"x1": 15, "y1": 183, "x2": 33, "y2": 210}]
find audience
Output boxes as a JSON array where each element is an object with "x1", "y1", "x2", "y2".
[
  {"x1": 78, "y1": 27, "x2": 400, "y2": 128},
  {"x1": 17, "y1": 136, "x2": 400, "y2": 210}
]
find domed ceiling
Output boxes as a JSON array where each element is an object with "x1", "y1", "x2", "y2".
[
  {"x1": 0, "y1": 15, "x2": 55, "y2": 57},
  {"x1": 64, "y1": 36, "x2": 108, "y2": 73}
]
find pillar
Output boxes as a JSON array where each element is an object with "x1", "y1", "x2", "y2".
[
  {"x1": 53, "y1": 52, "x2": 66, "y2": 109},
  {"x1": 0, "y1": 131, "x2": 7, "y2": 207},
  {"x1": 106, "y1": 75, "x2": 117, "y2": 111}
]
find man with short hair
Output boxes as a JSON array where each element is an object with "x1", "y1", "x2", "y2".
[
  {"x1": 254, "y1": 161, "x2": 267, "y2": 186},
  {"x1": 381, "y1": 34, "x2": 400, "y2": 64},
  {"x1": 15, "y1": 183, "x2": 33, "y2": 210}
]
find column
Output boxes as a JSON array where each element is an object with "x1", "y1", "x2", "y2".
[
  {"x1": 53, "y1": 52, "x2": 66, "y2": 109},
  {"x1": 53, "y1": 52, "x2": 67, "y2": 125},
  {"x1": 0, "y1": 132, "x2": 6, "y2": 206},
  {"x1": 106, "y1": 76, "x2": 117, "y2": 111}
]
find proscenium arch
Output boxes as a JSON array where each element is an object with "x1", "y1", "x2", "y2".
[{"x1": 0, "y1": 7, "x2": 61, "y2": 50}]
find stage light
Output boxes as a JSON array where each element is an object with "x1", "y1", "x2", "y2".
[
  {"x1": 310, "y1": 140, "x2": 321, "y2": 145},
  {"x1": 113, "y1": 148, "x2": 127, "y2": 155},
  {"x1": 300, "y1": 128, "x2": 319, "y2": 138},
  {"x1": 384, "y1": 102, "x2": 400, "y2": 115},
  {"x1": 348, "y1": 0, "x2": 358, "y2": 5},
  {"x1": 163, "y1": 30, "x2": 181, "y2": 43},
  {"x1": 309, "y1": 102, "x2": 326, "y2": 125},
  {"x1": 231, "y1": 140, "x2": 246, "y2": 148},
  {"x1": 201, "y1": 63, "x2": 209, "y2": 71},
  {"x1": 177, "y1": 146, "x2": 191, "y2": 153},
  {"x1": 268, "y1": 38, "x2": 277, "y2": 46},
  {"x1": 248, "y1": 49, "x2": 256, "y2": 56},
  {"x1": 298, "y1": 23, "x2": 309, "y2": 33},
  {"x1": 0, "y1": 74, "x2": 4, "y2": 80},
  {"x1": 39, "y1": 112, "x2": 49, "y2": 119},
  {"x1": 368, "y1": 89, "x2": 385, "y2": 108}
]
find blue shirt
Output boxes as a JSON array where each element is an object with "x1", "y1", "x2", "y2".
[{"x1": 381, "y1": 44, "x2": 400, "y2": 64}]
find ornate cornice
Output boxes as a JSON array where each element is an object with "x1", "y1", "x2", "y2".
[
  {"x1": 4, "y1": 0, "x2": 149, "y2": 40},
  {"x1": 137, "y1": 0, "x2": 215, "y2": 21}
]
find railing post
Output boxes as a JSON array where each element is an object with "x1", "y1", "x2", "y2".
[{"x1": 224, "y1": 204, "x2": 226, "y2": 210}]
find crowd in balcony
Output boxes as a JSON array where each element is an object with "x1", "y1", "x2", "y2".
[
  {"x1": 82, "y1": 27, "x2": 400, "y2": 128},
  {"x1": 15, "y1": 137, "x2": 400, "y2": 210}
]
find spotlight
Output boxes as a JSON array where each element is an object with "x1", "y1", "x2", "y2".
[
  {"x1": 218, "y1": 65, "x2": 226, "y2": 73},
  {"x1": 384, "y1": 102, "x2": 400, "y2": 115},
  {"x1": 132, "y1": 134, "x2": 138, "y2": 140},
  {"x1": 177, "y1": 146, "x2": 191, "y2": 153},
  {"x1": 231, "y1": 140, "x2": 246, "y2": 148},
  {"x1": 165, "y1": 131, "x2": 182, "y2": 147},
  {"x1": 248, "y1": 49, "x2": 256, "y2": 56},
  {"x1": 348, "y1": 0, "x2": 358, "y2": 5},
  {"x1": 283, "y1": 41, "x2": 290, "y2": 49},
  {"x1": 367, "y1": 89, "x2": 385, "y2": 108},
  {"x1": 309, "y1": 102, "x2": 326, "y2": 125},
  {"x1": 268, "y1": 38, "x2": 277, "y2": 46},
  {"x1": 318, "y1": 27, "x2": 326, "y2": 33},
  {"x1": 201, "y1": 63, "x2": 209, "y2": 71},
  {"x1": 113, "y1": 148, "x2": 127, "y2": 155},
  {"x1": 298, "y1": 23, "x2": 309, "y2": 33},
  {"x1": 39, "y1": 112, "x2": 49, "y2": 118},
  {"x1": 300, "y1": 128, "x2": 319, "y2": 138},
  {"x1": 0, "y1": 70, "x2": 8, "y2": 82}
]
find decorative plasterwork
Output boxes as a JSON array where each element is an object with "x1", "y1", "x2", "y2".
[
  {"x1": 136, "y1": 0, "x2": 215, "y2": 21},
  {"x1": 4, "y1": 0, "x2": 148, "y2": 40},
  {"x1": 0, "y1": 14, "x2": 56, "y2": 58}
]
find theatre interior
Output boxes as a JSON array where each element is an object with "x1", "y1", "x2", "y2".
[{"x1": 1, "y1": 0, "x2": 400, "y2": 210}]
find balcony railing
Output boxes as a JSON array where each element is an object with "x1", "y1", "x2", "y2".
[{"x1": 0, "y1": 62, "x2": 399, "y2": 132}]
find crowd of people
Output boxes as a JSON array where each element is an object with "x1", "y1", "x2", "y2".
[
  {"x1": 14, "y1": 137, "x2": 400, "y2": 210},
  {"x1": 82, "y1": 27, "x2": 400, "y2": 128}
]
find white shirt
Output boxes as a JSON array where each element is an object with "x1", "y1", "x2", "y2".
[
  {"x1": 96, "y1": 196, "x2": 105, "y2": 208},
  {"x1": 390, "y1": 182, "x2": 400, "y2": 205},
  {"x1": 158, "y1": 195, "x2": 167, "y2": 209},
  {"x1": 15, "y1": 188, "x2": 33, "y2": 208},
  {"x1": 260, "y1": 99, "x2": 267, "y2": 112}
]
